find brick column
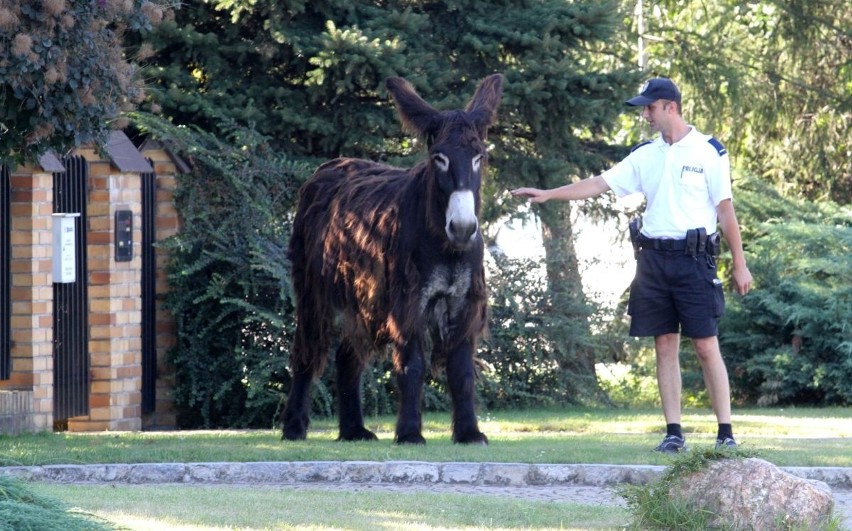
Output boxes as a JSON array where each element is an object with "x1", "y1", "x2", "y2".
[
  {"x1": 141, "y1": 147, "x2": 180, "y2": 429},
  {"x1": 3, "y1": 168, "x2": 55, "y2": 431},
  {"x1": 67, "y1": 151, "x2": 142, "y2": 431}
]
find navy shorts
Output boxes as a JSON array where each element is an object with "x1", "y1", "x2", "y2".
[{"x1": 627, "y1": 249, "x2": 725, "y2": 338}]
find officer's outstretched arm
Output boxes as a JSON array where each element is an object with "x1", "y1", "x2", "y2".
[{"x1": 511, "y1": 175, "x2": 610, "y2": 203}]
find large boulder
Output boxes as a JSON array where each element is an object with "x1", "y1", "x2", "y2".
[{"x1": 670, "y1": 457, "x2": 834, "y2": 530}]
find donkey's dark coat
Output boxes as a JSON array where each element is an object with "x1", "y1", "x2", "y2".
[{"x1": 281, "y1": 74, "x2": 503, "y2": 444}]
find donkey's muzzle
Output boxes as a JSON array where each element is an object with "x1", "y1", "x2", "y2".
[
  {"x1": 447, "y1": 219, "x2": 478, "y2": 245},
  {"x1": 445, "y1": 190, "x2": 479, "y2": 249}
]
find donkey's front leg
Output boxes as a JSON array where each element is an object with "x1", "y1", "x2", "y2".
[
  {"x1": 394, "y1": 337, "x2": 426, "y2": 444},
  {"x1": 446, "y1": 339, "x2": 487, "y2": 444}
]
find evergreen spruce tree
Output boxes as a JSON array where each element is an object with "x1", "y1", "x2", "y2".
[{"x1": 143, "y1": 0, "x2": 641, "y2": 405}]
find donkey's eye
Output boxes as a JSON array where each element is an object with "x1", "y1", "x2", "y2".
[
  {"x1": 432, "y1": 153, "x2": 450, "y2": 172},
  {"x1": 472, "y1": 154, "x2": 483, "y2": 173}
]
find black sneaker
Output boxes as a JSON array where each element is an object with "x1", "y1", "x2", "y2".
[
  {"x1": 654, "y1": 434, "x2": 687, "y2": 454},
  {"x1": 715, "y1": 437, "x2": 737, "y2": 450}
]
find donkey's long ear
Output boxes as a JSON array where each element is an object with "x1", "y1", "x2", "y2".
[
  {"x1": 386, "y1": 77, "x2": 439, "y2": 138},
  {"x1": 465, "y1": 74, "x2": 504, "y2": 139}
]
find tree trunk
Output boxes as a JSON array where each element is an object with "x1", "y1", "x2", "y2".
[{"x1": 538, "y1": 201, "x2": 599, "y2": 401}]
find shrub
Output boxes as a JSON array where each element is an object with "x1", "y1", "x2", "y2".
[
  {"x1": 478, "y1": 254, "x2": 612, "y2": 409},
  {"x1": 134, "y1": 113, "x2": 311, "y2": 428},
  {"x1": 0, "y1": 476, "x2": 115, "y2": 530},
  {"x1": 596, "y1": 359, "x2": 660, "y2": 408},
  {"x1": 720, "y1": 177, "x2": 852, "y2": 406}
]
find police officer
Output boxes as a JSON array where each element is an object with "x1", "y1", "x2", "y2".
[{"x1": 511, "y1": 77, "x2": 753, "y2": 453}]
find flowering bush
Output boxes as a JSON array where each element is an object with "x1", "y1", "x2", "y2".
[{"x1": 0, "y1": 0, "x2": 174, "y2": 164}]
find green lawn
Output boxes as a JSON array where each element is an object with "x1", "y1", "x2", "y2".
[
  {"x1": 30, "y1": 483, "x2": 631, "y2": 530},
  {"x1": 2, "y1": 406, "x2": 851, "y2": 467}
]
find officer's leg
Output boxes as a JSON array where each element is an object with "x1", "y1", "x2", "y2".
[
  {"x1": 655, "y1": 333, "x2": 682, "y2": 425},
  {"x1": 692, "y1": 336, "x2": 732, "y2": 424}
]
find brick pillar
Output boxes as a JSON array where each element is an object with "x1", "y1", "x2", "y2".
[
  {"x1": 2, "y1": 168, "x2": 55, "y2": 432},
  {"x1": 67, "y1": 151, "x2": 143, "y2": 431},
  {"x1": 141, "y1": 147, "x2": 179, "y2": 429}
]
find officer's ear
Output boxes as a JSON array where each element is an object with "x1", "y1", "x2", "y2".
[{"x1": 665, "y1": 100, "x2": 682, "y2": 116}]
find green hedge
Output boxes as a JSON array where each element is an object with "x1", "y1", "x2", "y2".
[
  {"x1": 134, "y1": 114, "x2": 311, "y2": 428},
  {"x1": 720, "y1": 177, "x2": 852, "y2": 405}
]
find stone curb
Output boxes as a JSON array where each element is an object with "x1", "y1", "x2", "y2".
[{"x1": 2, "y1": 462, "x2": 851, "y2": 490}]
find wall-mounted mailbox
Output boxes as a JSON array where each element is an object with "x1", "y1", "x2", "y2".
[
  {"x1": 52, "y1": 213, "x2": 81, "y2": 283},
  {"x1": 115, "y1": 209, "x2": 133, "y2": 262}
]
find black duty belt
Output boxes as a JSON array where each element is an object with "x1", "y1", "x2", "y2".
[
  {"x1": 638, "y1": 236, "x2": 688, "y2": 251},
  {"x1": 638, "y1": 230, "x2": 721, "y2": 257}
]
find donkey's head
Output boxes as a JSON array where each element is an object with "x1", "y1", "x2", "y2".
[{"x1": 386, "y1": 74, "x2": 504, "y2": 250}]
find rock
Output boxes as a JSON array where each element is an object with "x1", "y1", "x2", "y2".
[{"x1": 670, "y1": 457, "x2": 834, "y2": 530}]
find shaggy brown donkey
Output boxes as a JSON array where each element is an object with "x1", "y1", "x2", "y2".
[{"x1": 282, "y1": 74, "x2": 503, "y2": 444}]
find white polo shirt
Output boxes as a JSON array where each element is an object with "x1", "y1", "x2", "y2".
[{"x1": 602, "y1": 127, "x2": 732, "y2": 239}]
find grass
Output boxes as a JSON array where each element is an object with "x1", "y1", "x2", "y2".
[
  {"x1": 2, "y1": 406, "x2": 851, "y2": 468},
  {"x1": 29, "y1": 483, "x2": 632, "y2": 530}
]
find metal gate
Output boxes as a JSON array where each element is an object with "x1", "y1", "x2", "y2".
[
  {"x1": 141, "y1": 164, "x2": 156, "y2": 413},
  {"x1": 1, "y1": 165, "x2": 10, "y2": 380},
  {"x1": 53, "y1": 156, "x2": 90, "y2": 423}
]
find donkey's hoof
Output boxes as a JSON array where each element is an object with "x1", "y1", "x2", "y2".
[
  {"x1": 338, "y1": 428, "x2": 379, "y2": 442},
  {"x1": 282, "y1": 430, "x2": 307, "y2": 441},
  {"x1": 282, "y1": 421, "x2": 308, "y2": 441},
  {"x1": 394, "y1": 433, "x2": 427, "y2": 445},
  {"x1": 453, "y1": 431, "x2": 488, "y2": 445}
]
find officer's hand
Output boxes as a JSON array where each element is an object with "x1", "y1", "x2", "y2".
[
  {"x1": 510, "y1": 187, "x2": 549, "y2": 204},
  {"x1": 732, "y1": 265, "x2": 753, "y2": 295}
]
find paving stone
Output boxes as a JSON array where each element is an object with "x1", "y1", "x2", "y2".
[{"x1": 441, "y1": 462, "x2": 482, "y2": 484}]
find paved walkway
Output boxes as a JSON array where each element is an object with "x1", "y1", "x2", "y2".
[{"x1": 3, "y1": 461, "x2": 850, "y2": 527}]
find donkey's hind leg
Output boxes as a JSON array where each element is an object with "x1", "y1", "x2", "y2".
[
  {"x1": 336, "y1": 340, "x2": 378, "y2": 441},
  {"x1": 281, "y1": 362, "x2": 313, "y2": 440}
]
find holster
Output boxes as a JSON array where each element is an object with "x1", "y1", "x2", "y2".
[
  {"x1": 629, "y1": 217, "x2": 642, "y2": 259},
  {"x1": 708, "y1": 232, "x2": 722, "y2": 257}
]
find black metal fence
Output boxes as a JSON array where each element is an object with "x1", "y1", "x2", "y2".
[
  {"x1": 1, "y1": 165, "x2": 10, "y2": 380},
  {"x1": 141, "y1": 164, "x2": 156, "y2": 413},
  {"x1": 53, "y1": 156, "x2": 90, "y2": 422}
]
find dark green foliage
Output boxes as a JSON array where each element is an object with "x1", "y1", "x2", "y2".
[
  {"x1": 133, "y1": 113, "x2": 313, "y2": 428},
  {"x1": 720, "y1": 177, "x2": 852, "y2": 406},
  {"x1": 478, "y1": 255, "x2": 606, "y2": 408},
  {"x1": 143, "y1": 0, "x2": 639, "y2": 179},
  {"x1": 0, "y1": 1, "x2": 174, "y2": 165},
  {"x1": 0, "y1": 476, "x2": 115, "y2": 530}
]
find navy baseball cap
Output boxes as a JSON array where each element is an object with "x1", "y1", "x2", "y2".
[{"x1": 625, "y1": 77, "x2": 682, "y2": 106}]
